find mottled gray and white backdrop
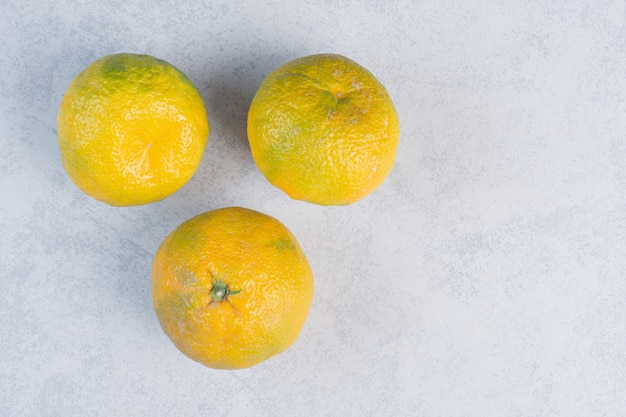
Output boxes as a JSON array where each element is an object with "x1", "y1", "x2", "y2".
[{"x1": 1, "y1": 1, "x2": 625, "y2": 416}]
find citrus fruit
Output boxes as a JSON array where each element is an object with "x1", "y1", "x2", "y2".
[
  {"x1": 247, "y1": 53, "x2": 400, "y2": 206},
  {"x1": 151, "y1": 207, "x2": 314, "y2": 370},
  {"x1": 57, "y1": 53, "x2": 209, "y2": 206}
]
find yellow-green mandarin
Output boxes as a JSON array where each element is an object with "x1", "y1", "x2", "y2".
[
  {"x1": 247, "y1": 54, "x2": 400, "y2": 206},
  {"x1": 58, "y1": 53, "x2": 209, "y2": 206}
]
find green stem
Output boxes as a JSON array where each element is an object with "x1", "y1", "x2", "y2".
[{"x1": 210, "y1": 280, "x2": 241, "y2": 303}]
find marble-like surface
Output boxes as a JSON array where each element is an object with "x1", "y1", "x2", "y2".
[{"x1": 1, "y1": 1, "x2": 625, "y2": 416}]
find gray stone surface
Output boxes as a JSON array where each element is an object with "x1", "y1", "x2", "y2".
[{"x1": 1, "y1": 1, "x2": 625, "y2": 416}]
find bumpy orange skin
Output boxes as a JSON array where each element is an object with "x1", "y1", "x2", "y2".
[
  {"x1": 247, "y1": 54, "x2": 400, "y2": 206},
  {"x1": 57, "y1": 53, "x2": 209, "y2": 206},
  {"x1": 152, "y1": 207, "x2": 314, "y2": 370}
]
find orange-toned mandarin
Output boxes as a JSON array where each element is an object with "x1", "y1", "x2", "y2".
[{"x1": 151, "y1": 207, "x2": 314, "y2": 369}]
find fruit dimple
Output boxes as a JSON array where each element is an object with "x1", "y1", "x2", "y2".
[{"x1": 331, "y1": 89, "x2": 346, "y2": 101}]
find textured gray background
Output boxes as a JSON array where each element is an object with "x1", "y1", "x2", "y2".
[{"x1": 1, "y1": 1, "x2": 625, "y2": 416}]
